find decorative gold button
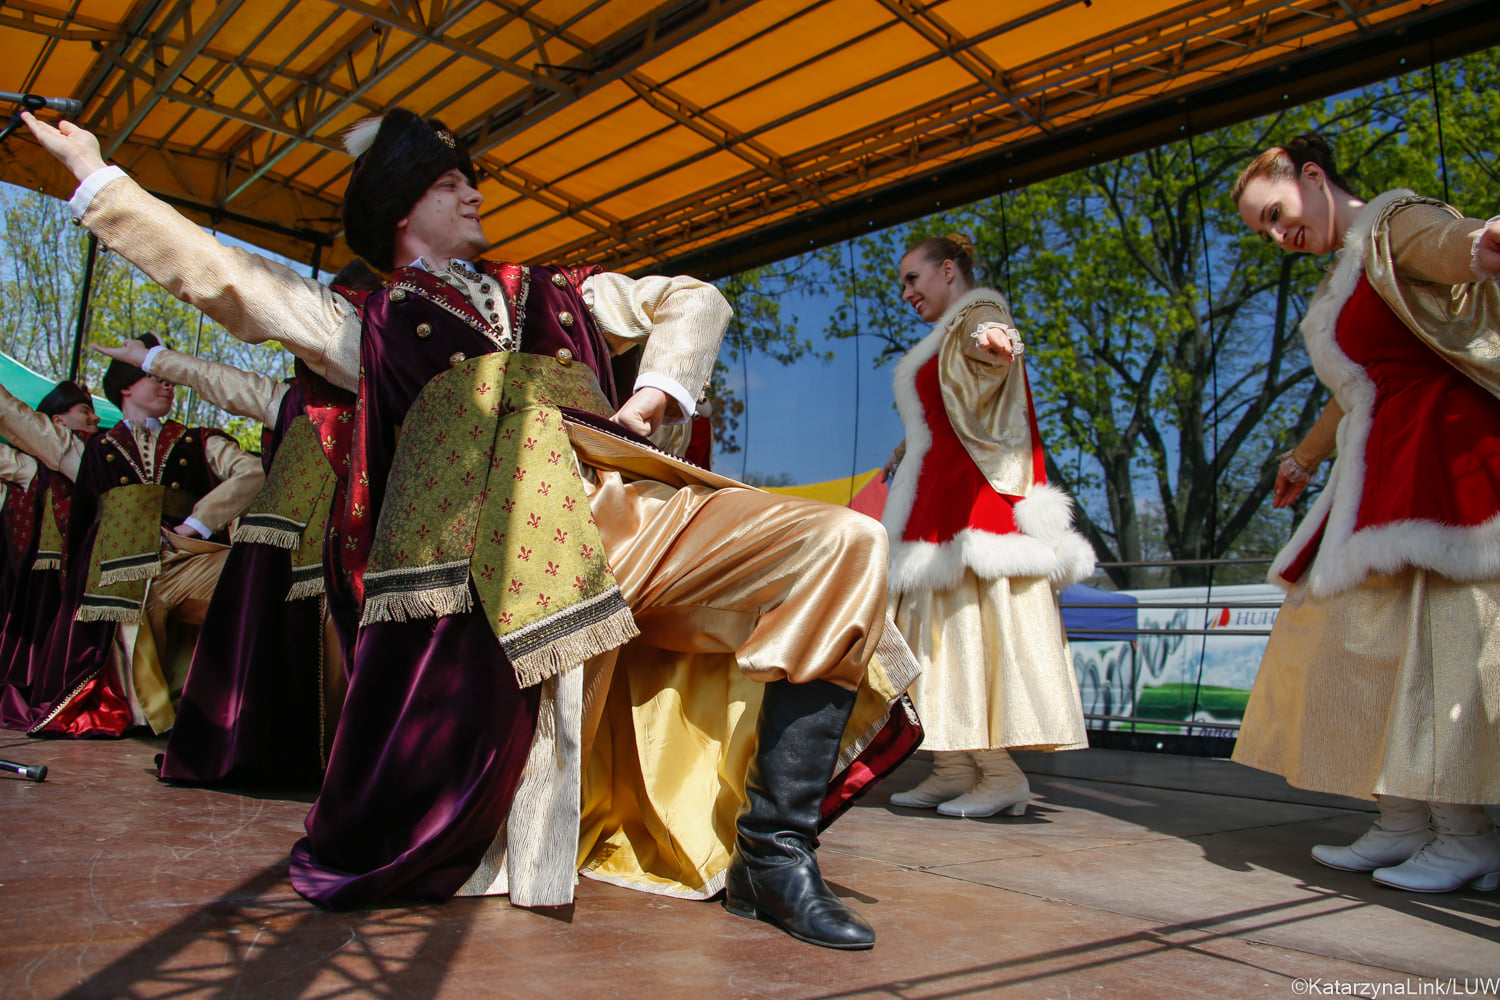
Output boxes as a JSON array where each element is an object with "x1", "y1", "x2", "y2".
[
  {"x1": 416, "y1": 323, "x2": 432, "y2": 338},
  {"x1": 555, "y1": 348, "x2": 573, "y2": 365},
  {"x1": 449, "y1": 352, "x2": 467, "y2": 366},
  {"x1": 481, "y1": 283, "x2": 492, "y2": 294},
  {"x1": 484, "y1": 299, "x2": 494, "y2": 310},
  {"x1": 170, "y1": 481, "x2": 181, "y2": 489},
  {"x1": 390, "y1": 288, "x2": 407, "y2": 302},
  {"x1": 557, "y1": 310, "x2": 574, "y2": 327},
  {"x1": 106, "y1": 453, "x2": 115, "y2": 462},
  {"x1": 552, "y1": 272, "x2": 568, "y2": 288},
  {"x1": 119, "y1": 476, "x2": 129, "y2": 484},
  {"x1": 178, "y1": 457, "x2": 188, "y2": 466}
]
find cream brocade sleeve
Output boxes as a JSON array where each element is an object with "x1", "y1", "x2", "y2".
[
  {"x1": 0, "y1": 442, "x2": 39, "y2": 493},
  {"x1": 190, "y1": 436, "x2": 265, "y2": 535},
  {"x1": 148, "y1": 349, "x2": 289, "y2": 429},
  {"x1": 940, "y1": 299, "x2": 1035, "y2": 497},
  {"x1": 0, "y1": 381, "x2": 85, "y2": 481},
  {"x1": 80, "y1": 176, "x2": 361, "y2": 392},
  {"x1": 1385, "y1": 202, "x2": 1496, "y2": 286},
  {"x1": 582, "y1": 272, "x2": 730, "y2": 421}
]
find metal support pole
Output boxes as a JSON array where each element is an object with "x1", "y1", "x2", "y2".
[{"x1": 68, "y1": 232, "x2": 99, "y2": 384}]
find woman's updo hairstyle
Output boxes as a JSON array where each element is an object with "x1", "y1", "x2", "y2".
[
  {"x1": 1231, "y1": 135, "x2": 1360, "y2": 204},
  {"x1": 906, "y1": 232, "x2": 976, "y2": 285}
]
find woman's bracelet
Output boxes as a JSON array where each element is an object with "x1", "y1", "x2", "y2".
[{"x1": 1278, "y1": 450, "x2": 1313, "y2": 484}]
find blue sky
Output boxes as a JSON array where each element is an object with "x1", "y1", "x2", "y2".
[{"x1": 713, "y1": 291, "x2": 906, "y2": 486}]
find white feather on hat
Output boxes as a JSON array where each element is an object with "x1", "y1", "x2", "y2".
[{"x1": 342, "y1": 116, "x2": 383, "y2": 158}]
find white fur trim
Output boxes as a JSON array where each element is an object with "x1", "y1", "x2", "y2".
[
  {"x1": 342, "y1": 116, "x2": 382, "y2": 158},
  {"x1": 1472, "y1": 214, "x2": 1500, "y2": 284},
  {"x1": 1270, "y1": 190, "x2": 1500, "y2": 594},
  {"x1": 883, "y1": 291, "x2": 1095, "y2": 593}
]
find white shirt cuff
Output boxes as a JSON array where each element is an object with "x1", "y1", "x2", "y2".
[
  {"x1": 70, "y1": 165, "x2": 127, "y2": 219},
  {"x1": 141, "y1": 345, "x2": 167, "y2": 374},
  {"x1": 633, "y1": 372, "x2": 695, "y2": 426},
  {"x1": 181, "y1": 516, "x2": 212, "y2": 539}
]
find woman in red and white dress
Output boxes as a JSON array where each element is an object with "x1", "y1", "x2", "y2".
[
  {"x1": 882, "y1": 233, "x2": 1095, "y2": 817},
  {"x1": 1233, "y1": 136, "x2": 1500, "y2": 893}
]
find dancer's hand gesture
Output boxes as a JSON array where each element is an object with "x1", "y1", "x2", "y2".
[{"x1": 20, "y1": 111, "x2": 107, "y2": 182}]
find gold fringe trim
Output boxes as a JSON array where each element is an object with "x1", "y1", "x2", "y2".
[
  {"x1": 360, "y1": 583, "x2": 473, "y2": 626},
  {"x1": 286, "y1": 574, "x2": 326, "y2": 602},
  {"x1": 76, "y1": 602, "x2": 143, "y2": 624},
  {"x1": 505, "y1": 606, "x2": 640, "y2": 689},
  {"x1": 31, "y1": 555, "x2": 62, "y2": 572},
  {"x1": 98, "y1": 561, "x2": 161, "y2": 586},
  {"x1": 232, "y1": 524, "x2": 302, "y2": 549}
]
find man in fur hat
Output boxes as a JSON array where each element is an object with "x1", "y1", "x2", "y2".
[
  {"x1": 25, "y1": 332, "x2": 263, "y2": 737},
  {"x1": 23, "y1": 109, "x2": 921, "y2": 950}
]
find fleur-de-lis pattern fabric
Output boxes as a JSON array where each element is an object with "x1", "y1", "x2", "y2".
[
  {"x1": 78, "y1": 483, "x2": 165, "y2": 622},
  {"x1": 361, "y1": 352, "x2": 638, "y2": 687}
]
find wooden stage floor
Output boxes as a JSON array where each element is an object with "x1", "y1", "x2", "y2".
[{"x1": 2, "y1": 732, "x2": 1496, "y2": 999}]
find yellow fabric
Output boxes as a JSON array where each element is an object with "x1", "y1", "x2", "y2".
[
  {"x1": 573, "y1": 466, "x2": 917, "y2": 897},
  {"x1": 126, "y1": 543, "x2": 232, "y2": 734},
  {"x1": 763, "y1": 468, "x2": 880, "y2": 504},
  {"x1": 1233, "y1": 569, "x2": 1500, "y2": 804},
  {"x1": 937, "y1": 291, "x2": 1037, "y2": 497},
  {"x1": 891, "y1": 569, "x2": 1086, "y2": 752},
  {"x1": 1365, "y1": 196, "x2": 1500, "y2": 401}
]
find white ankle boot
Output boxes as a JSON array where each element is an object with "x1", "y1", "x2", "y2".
[
  {"x1": 890, "y1": 751, "x2": 978, "y2": 808},
  {"x1": 936, "y1": 749, "x2": 1029, "y2": 818},
  {"x1": 1372, "y1": 803, "x2": 1500, "y2": 893},
  {"x1": 1311, "y1": 795, "x2": 1431, "y2": 872}
]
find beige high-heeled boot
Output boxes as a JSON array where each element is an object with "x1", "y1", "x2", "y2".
[
  {"x1": 1372, "y1": 803, "x2": 1500, "y2": 893},
  {"x1": 889, "y1": 751, "x2": 979, "y2": 808},
  {"x1": 936, "y1": 749, "x2": 1029, "y2": 818}
]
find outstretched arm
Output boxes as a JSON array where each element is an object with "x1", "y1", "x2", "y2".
[
  {"x1": 92, "y1": 339, "x2": 288, "y2": 428},
  {"x1": 23, "y1": 113, "x2": 361, "y2": 391},
  {"x1": 0, "y1": 380, "x2": 85, "y2": 481}
]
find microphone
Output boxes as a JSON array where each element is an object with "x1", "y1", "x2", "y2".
[
  {"x1": 0, "y1": 91, "x2": 84, "y2": 117},
  {"x1": 0, "y1": 759, "x2": 48, "y2": 782}
]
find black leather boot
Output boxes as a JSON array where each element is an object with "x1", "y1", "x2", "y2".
[{"x1": 722, "y1": 678, "x2": 876, "y2": 950}]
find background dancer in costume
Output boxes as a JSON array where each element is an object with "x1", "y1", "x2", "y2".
[
  {"x1": 882, "y1": 233, "x2": 1094, "y2": 818},
  {"x1": 1232, "y1": 135, "x2": 1500, "y2": 893},
  {"x1": 22, "y1": 108, "x2": 922, "y2": 951},
  {"x1": 89, "y1": 335, "x2": 354, "y2": 786},
  {"x1": 30, "y1": 333, "x2": 263, "y2": 737},
  {"x1": 0, "y1": 381, "x2": 99, "y2": 729}
]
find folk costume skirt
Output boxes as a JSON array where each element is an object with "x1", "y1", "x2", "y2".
[
  {"x1": 1233, "y1": 568, "x2": 1500, "y2": 804},
  {"x1": 891, "y1": 569, "x2": 1086, "y2": 753}
]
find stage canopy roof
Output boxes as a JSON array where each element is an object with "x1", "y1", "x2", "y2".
[{"x1": 3, "y1": 0, "x2": 1497, "y2": 279}]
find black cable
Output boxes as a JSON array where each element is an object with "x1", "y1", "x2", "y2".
[
  {"x1": 1184, "y1": 119, "x2": 1221, "y2": 737},
  {"x1": 846, "y1": 238, "x2": 862, "y2": 502},
  {"x1": 1427, "y1": 42, "x2": 1452, "y2": 205}
]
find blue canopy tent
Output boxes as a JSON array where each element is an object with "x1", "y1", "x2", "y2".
[
  {"x1": 0, "y1": 348, "x2": 121, "y2": 437},
  {"x1": 1058, "y1": 583, "x2": 1138, "y2": 641}
]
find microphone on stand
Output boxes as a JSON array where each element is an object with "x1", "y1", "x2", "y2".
[{"x1": 0, "y1": 91, "x2": 84, "y2": 117}]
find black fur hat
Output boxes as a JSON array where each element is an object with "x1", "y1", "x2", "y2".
[
  {"x1": 340, "y1": 109, "x2": 478, "y2": 272},
  {"x1": 36, "y1": 380, "x2": 94, "y2": 419},
  {"x1": 102, "y1": 332, "x2": 163, "y2": 407}
]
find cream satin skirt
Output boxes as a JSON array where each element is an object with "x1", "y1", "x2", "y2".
[
  {"x1": 1233, "y1": 569, "x2": 1500, "y2": 804},
  {"x1": 891, "y1": 570, "x2": 1086, "y2": 752}
]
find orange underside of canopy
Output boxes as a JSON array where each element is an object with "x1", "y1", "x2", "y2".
[{"x1": 0, "y1": 0, "x2": 1489, "y2": 275}]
